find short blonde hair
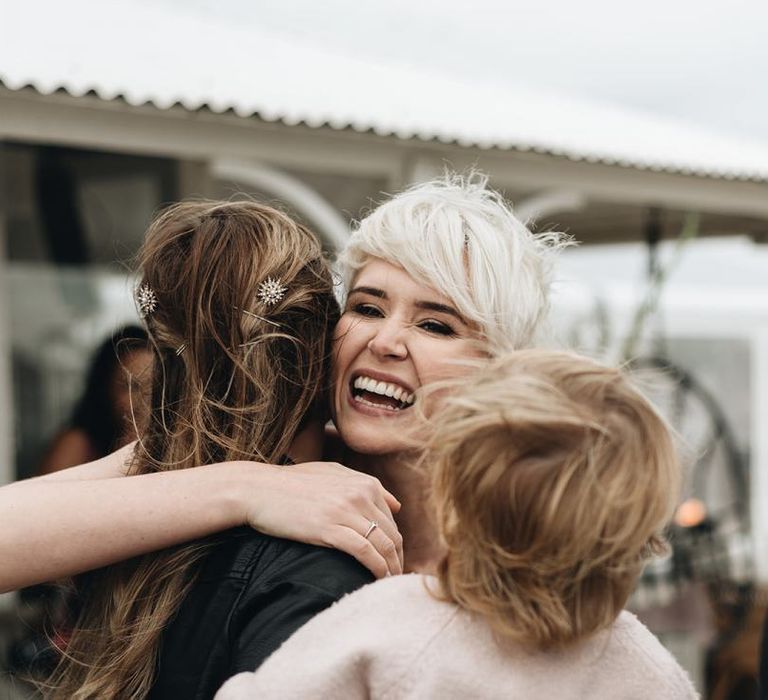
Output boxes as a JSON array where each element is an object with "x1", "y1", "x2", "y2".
[
  {"x1": 338, "y1": 172, "x2": 567, "y2": 352},
  {"x1": 428, "y1": 350, "x2": 680, "y2": 650}
]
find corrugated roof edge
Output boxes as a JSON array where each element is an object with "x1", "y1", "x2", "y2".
[{"x1": 3, "y1": 78, "x2": 768, "y2": 184}]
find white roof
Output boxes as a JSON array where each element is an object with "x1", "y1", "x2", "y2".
[{"x1": 4, "y1": 0, "x2": 768, "y2": 182}]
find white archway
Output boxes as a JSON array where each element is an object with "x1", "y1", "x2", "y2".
[{"x1": 211, "y1": 159, "x2": 351, "y2": 251}]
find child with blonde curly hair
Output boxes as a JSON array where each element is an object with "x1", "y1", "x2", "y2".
[{"x1": 218, "y1": 350, "x2": 697, "y2": 699}]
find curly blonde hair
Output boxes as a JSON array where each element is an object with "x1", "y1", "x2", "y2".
[{"x1": 428, "y1": 350, "x2": 680, "y2": 650}]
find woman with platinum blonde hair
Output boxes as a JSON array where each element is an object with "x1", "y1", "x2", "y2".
[
  {"x1": 327, "y1": 172, "x2": 565, "y2": 570},
  {"x1": 217, "y1": 351, "x2": 697, "y2": 699}
]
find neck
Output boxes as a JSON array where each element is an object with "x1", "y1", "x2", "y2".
[
  {"x1": 358, "y1": 451, "x2": 443, "y2": 574},
  {"x1": 287, "y1": 420, "x2": 324, "y2": 463}
]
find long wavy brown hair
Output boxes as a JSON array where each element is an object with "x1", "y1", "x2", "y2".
[{"x1": 46, "y1": 200, "x2": 340, "y2": 699}]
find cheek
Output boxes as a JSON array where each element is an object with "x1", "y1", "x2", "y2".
[
  {"x1": 331, "y1": 321, "x2": 352, "y2": 379},
  {"x1": 416, "y1": 339, "x2": 482, "y2": 384},
  {"x1": 332, "y1": 315, "x2": 369, "y2": 371},
  {"x1": 331, "y1": 317, "x2": 362, "y2": 402}
]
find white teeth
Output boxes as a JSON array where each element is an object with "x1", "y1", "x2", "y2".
[
  {"x1": 352, "y1": 375, "x2": 415, "y2": 405},
  {"x1": 354, "y1": 395, "x2": 402, "y2": 411}
]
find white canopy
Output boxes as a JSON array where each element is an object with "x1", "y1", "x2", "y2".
[{"x1": 4, "y1": 0, "x2": 768, "y2": 182}]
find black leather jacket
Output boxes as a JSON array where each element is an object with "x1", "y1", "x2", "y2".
[{"x1": 148, "y1": 527, "x2": 373, "y2": 700}]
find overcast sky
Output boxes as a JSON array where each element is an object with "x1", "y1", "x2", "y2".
[{"x1": 158, "y1": 0, "x2": 768, "y2": 143}]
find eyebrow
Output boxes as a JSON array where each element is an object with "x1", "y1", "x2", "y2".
[{"x1": 348, "y1": 286, "x2": 465, "y2": 322}]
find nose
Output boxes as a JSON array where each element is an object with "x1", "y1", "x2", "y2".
[{"x1": 367, "y1": 318, "x2": 408, "y2": 360}]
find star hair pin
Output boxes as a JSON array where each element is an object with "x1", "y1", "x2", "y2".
[
  {"x1": 257, "y1": 277, "x2": 287, "y2": 306},
  {"x1": 136, "y1": 284, "x2": 158, "y2": 317}
]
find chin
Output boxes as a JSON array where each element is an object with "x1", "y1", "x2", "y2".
[{"x1": 338, "y1": 425, "x2": 412, "y2": 457}]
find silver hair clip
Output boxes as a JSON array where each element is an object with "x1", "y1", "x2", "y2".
[
  {"x1": 257, "y1": 277, "x2": 287, "y2": 306},
  {"x1": 136, "y1": 284, "x2": 158, "y2": 317},
  {"x1": 235, "y1": 306, "x2": 282, "y2": 329},
  {"x1": 175, "y1": 343, "x2": 187, "y2": 356}
]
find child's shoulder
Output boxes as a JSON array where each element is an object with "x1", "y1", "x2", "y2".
[
  {"x1": 340, "y1": 573, "x2": 443, "y2": 606},
  {"x1": 609, "y1": 611, "x2": 698, "y2": 698},
  {"x1": 328, "y1": 574, "x2": 452, "y2": 627}
]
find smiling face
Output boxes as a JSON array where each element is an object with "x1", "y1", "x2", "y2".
[{"x1": 332, "y1": 258, "x2": 484, "y2": 456}]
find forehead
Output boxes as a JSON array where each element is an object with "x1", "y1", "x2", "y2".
[{"x1": 351, "y1": 258, "x2": 453, "y2": 305}]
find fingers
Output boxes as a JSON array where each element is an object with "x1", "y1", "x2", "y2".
[
  {"x1": 382, "y1": 489, "x2": 402, "y2": 514},
  {"x1": 359, "y1": 472, "x2": 400, "y2": 515},
  {"x1": 322, "y1": 515, "x2": 402, "y2": 578},
  {"x1": 287, "y1": 462, "x2": 405, "y2": 572},
  {"x1": 297, "y1": 462, "x2": 400, "y2": 514},
  {"x1": 361, "y1": 517, "x2": 402, "y2": 576},
  {"x1": 369, "y1": 499, "x2": 404, "y2": 569},
  {"x1": 327, "y1": 527, "x2": 391, "y2": 579},
  {"x1": 349, "y1": 476, "x2": 403, "y2": 569}
]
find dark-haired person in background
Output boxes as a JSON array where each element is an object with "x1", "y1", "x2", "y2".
[
  {"x1": 7, "y1": 325, "x2": 151, "y2": 682},
  {"x1": 38, "y1": 325, "x2": 151, "y2": 474}
]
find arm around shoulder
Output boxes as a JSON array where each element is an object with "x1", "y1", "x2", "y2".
[
  {"x1": 0, "y1": 456, "x2": 263, "y2": 592},
  {"x1": 1, "y1": 450, "x2": 402, "y2": 592}
]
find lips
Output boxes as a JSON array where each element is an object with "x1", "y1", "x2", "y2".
[{"x1": 349, "y1": 371, "x2": 415, "y2": 412}]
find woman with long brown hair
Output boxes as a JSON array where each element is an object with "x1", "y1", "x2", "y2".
[{"x1": 44, "y1": 200, "x2": 398, "y2": 699}]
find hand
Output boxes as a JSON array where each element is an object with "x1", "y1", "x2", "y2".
[{"x1": 242, "y1": 461, "x2": 403, "y2": 578}]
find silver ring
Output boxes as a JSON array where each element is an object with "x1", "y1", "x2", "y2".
[{"x1": 364, "y1": 520, "x2": 378, "y2": 540}]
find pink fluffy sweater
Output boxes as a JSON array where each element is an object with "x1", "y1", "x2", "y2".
[{"x1": 215, "y1": 574, "x2": 698, "y2": 699}]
